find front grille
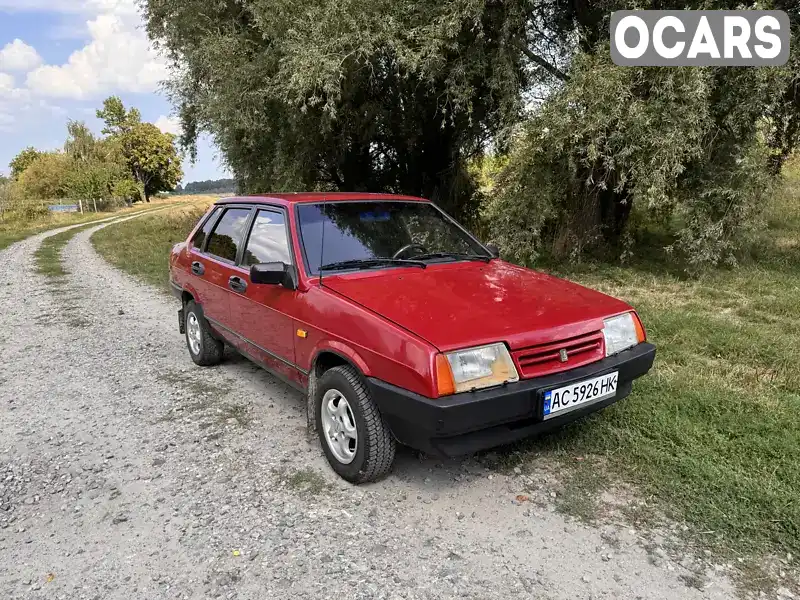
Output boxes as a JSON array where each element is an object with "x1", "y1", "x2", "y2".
[{"x1": 512, "y1": 331, "x2": 605, "y2": 379}]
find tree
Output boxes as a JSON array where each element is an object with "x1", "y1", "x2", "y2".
[
  {"x1": 123, "y1": 123, "x2": 183, "y2": 201},
  {"x1": 64, "y1": 120, "x2": 100, "y2": 163},
  {"x1": 181, "y1": 178, "x2": 236, "y2": 193},
  {"x1": 142, "y1": 0, "x2": 527, "y2": 220},
  {"x1": 9, "y1": 147, "x2": 43, "y2": 180},
  {"x1": 16, "y1": 152, "x2": 71, "y2": 201},
  {"x1": 96, "y1": 97, "x2": 142, "y2": 136},
  {"x1": 97, "y1": 97, "x2": 183, "y2": 201},
  {"x1": 143, "y1": 0, "x2": 799, "y2": 266},
  {"x1": 484, "y1": 1, "x2": 800, "y2": 267}
]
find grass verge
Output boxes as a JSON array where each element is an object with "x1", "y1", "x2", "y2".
[
  {"x1": 91, "y1": 200, "x2": 212, "y2": 290},
  {"x1": 0, "y1": 196, "x2": 214, "y2": 252},
  {"x1": 90, "y1": 182, "x2": 800, "y2": 572},
  {"x1": 34, "y1": 224, "x2": 96, "y2": 278}
]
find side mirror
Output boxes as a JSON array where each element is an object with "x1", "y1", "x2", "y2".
[
  {"x1": 250, "y1": 262, "x2": 297, "y2": 290},
  {"x1": 486, "y1": 243, "x2": 500, "y2": 258}
]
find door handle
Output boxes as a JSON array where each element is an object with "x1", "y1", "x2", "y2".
[
  {"x1": 228, "y1": 276, "x2": 247, "y2": 294},
  {"x1": 191, "y1": 261, "x2": 205, "y2": 276}
]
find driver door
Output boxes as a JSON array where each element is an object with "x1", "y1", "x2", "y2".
[{"x1": 227, "y1": 207, "x2": 301, "y2": 386}]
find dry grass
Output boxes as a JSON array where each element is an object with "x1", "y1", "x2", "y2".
[
  {"x1": 0, "y1": 195, "x2": 214, "y2": 251},
  {"x1": 91, "y1": 197, "x2": 215, "y2": 290}
]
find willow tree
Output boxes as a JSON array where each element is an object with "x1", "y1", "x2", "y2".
[
  {"x1": 142, "y1": 0, "x2": 533, "y2": 220},
  {"x1": 484, "y1": 0, "x2": 800, "y2": 267},
  {"x1": 144, "y1": 0, "x2": 800, "y2": 265}
]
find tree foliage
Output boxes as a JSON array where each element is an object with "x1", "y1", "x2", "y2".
[
  {"x1": 97, "y1": 97, "x2": 183, "y2": 201},
  {"x1": 2, "y1": 98, "x2": 184, "y2": 219},
  {"x1": 143, "y1": 0, "x2": 528, "y2": 220},
  {"x1": 9, "y1": 147, "x2": 44, "y2": 180},
  {"x1": 177, "y1": 178, "x2": 237, "y2": 194},
  {"x1": 17, "y1": 153, "x2": 71, "y2": 201},
  {"x1": 144, "y1": 0, "x2": 800, "y2": 267}
]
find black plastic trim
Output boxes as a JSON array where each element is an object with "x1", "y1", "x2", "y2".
[
  {"x1": 234, "y1": 346, "x2": 306, "y2": 393},
  {"x1": 367, "y1": 343, "x2": 656, "y2": 457},
  {"x1": 169, "y1": 280, "x2": 183, "y2": 300}
]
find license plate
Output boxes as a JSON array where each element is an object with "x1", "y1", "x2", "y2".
[{"x1": 543, "y1": 371, "x2": 618, "y2": 419}]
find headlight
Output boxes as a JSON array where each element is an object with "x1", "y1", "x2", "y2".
[
  {"x1": 436, "y1": 343, "x2": 519, "y2": 395},
  {"x1": 603, "y1": 312, "x2": 645, "y2": 356}
]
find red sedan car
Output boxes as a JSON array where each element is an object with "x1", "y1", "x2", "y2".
[{"x1": 169, "y1": 193, "x2": 655, "y2": 482}]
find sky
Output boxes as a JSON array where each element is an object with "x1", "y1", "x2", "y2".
[{"x1": 0, "y1": 0, "x2": 230, "y2": 183}]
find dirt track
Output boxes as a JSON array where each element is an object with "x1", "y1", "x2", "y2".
[{"x1": 0, "y1": 216, "x2": 737, "y2": 599}]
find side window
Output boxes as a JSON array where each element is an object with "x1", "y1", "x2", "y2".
[
  {"x1": 242, "y1": 210, "x2": 291, "y2": 266},
  {"x1": 191, "y1": 206, "x2": 221, "y2": 250},
  {"x1": 206, "y1": 208, "x2": 252, "y2": 262}
]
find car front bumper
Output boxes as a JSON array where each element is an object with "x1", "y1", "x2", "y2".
[{"x1": 367, "y1": 342, "x2": 656, "y2": 457}]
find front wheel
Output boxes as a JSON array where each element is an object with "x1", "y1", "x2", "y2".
[{"x1": 315, "y1": 365, "x2": 396, "y2": 483}]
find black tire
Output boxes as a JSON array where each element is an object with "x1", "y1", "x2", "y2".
[
  {"x1": 315, "y1": 365, "x2": 396, "y2": 483},
  {"x1": 184, "y1": 300, "x2": 224, "y2": 366}
]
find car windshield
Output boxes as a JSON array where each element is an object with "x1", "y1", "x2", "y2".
[{"x1": 297, "y1": 201, "x2": 489, "y2": 274}]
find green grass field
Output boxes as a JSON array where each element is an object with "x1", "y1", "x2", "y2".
[
  {"x1": 90, "y1": 180, "x2": 800, "y2": 569},
  {"x1": 91, "y1": 200, "x2": 212, "y2": 290}
]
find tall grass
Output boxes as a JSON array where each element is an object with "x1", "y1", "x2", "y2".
[{"x1": 91, "y1": 202, "x2": 212, "y2": 290}]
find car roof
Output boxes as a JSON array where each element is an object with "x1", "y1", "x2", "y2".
[{"x1": 215, "y1": 192, "x2": 429, "y2": 207}]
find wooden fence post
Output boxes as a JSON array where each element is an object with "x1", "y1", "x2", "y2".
[{"x1": 79, "y1": 199, "x2": 83, "y2": 214}]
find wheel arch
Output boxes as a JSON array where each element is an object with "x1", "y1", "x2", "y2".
[
  {"x1": 309, "y1": 343, "x2": 371, "y2": 379},
  {"x1": 180, "y1": 283, "x2": 200, "y2": 307},
  {"x1": 306, "y1": 345, "x2": 370, "y2": 434}
]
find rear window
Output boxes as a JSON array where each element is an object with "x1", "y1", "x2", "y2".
[
  {"x1": 206, "y1": 208, "x2": 251, "y2": 262},
  {"x1": 191, "y1": 206, "x2": 221, "y2": 250}
]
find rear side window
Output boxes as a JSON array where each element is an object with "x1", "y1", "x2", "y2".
[
  {"x1": 206, "y1": 208, "x2": 251, "y2": 262},
  {"x1": 191, "y1": 206, "x2": 221, "y2": 250},
  {"x1": 242, "y1": 210, "x2": 291, "y2": 266}
]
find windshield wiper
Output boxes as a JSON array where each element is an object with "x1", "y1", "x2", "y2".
[
  {"x1": 320, "y1": 258, "x2": 427, "y2": 272},
  {"x1": 409, "y1": 252, "x2": 492, "y2": 263}
]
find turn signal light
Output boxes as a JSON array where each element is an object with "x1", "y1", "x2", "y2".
[
  {"x1": 435, "y1": 354, "x2": 456, "y2": 397},
  {"x1": 633, "y1": 312, "x2": 646, "y2": 343}
]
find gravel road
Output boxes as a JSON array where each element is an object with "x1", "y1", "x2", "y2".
[{"x1": 1, "y1": 217, "x2": 738, "y2": 599}]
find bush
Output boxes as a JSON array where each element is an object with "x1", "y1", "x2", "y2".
[{"x1": 486, "y1": 47, "x2": 791, "y2": 272}]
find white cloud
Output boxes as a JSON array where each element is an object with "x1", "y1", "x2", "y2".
[
  {"x1": 155, "y1": 115, "x2": 181, "y2": 136},
  {"x1": 24, "y1": 1, "x2": 167, "y2": 100},
  {"x1": 0, "y1": 40, "x2": 43, "y2": 72},
  {"x1": 0, "y1": 73, "x2": 30, "y2": 104},
  {"x1": 0, "y1": 73, "x2": 14, "y2": 92}
]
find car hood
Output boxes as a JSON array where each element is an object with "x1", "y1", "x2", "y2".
[{"x1": 321, "y1": 260, "x2": 633, "y2": 352}]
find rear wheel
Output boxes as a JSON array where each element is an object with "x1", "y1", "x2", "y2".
[
  {"x1": 184, "y1": 300, "x2": 224, "y2": 366},
  {"x1": 315, "y1": 365, "x2": 396, "y2": 483}
]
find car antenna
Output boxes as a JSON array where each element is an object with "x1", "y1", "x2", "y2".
[{"x1": 318, "y1": 193, "x2": 326, "y2": 288}]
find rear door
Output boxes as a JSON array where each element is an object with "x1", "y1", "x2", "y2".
[
  {"x1": 198, "y1": 206, "x2": 254, "y2": 332},
  {"x1": 185, "y1": 206, "x2": 222, "y2": 316},
  {"x1": 227, "y1": 207, "x2": 301, "y2": 385}
]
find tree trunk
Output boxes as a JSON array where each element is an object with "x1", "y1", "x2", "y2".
[{"x1": 551, "y1": 164, "x2": 633, "y2": 259}]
